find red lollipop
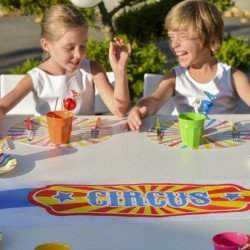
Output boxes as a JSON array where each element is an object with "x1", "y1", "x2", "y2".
[{"x1": 63, "y1": 98, "x2": 76, "y2": 111}]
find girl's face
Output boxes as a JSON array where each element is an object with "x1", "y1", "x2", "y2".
[
  {"x1": 168, "y1": 27, "x2": 211, "y2": 68},
  {"x1": 43, "y1": 27, "x2": 88, "y2": 74}
]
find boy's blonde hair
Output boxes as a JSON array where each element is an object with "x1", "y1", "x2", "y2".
[
  {"x1": 165, "y1": 0, "x2": 224, "y2": 54},
  {"x1": 41, "y1": 4, "x2": 87, "y2": 59}
]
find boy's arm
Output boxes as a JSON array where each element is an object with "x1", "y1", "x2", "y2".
[
  {"x1": 232, "y1": 69, "x2": 250, "y2": 106},
  {"x1": 127, "y1": 71, "x2": 176, "y2": 131},
  {"x1": 0, "y1": 75, "x2": 33, "y2": 118}
]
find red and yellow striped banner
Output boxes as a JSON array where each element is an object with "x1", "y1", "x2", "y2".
[{"x1": 28, "y1": 183, "x2": 250, "y2": 217}]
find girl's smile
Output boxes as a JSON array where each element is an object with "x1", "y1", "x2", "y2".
[{"x1": 43, "y1": 27, "x2": 88, "y2": 74}]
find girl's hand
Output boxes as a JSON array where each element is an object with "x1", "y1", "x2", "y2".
[
  {"x1": 126, "y1": 106, "x2": 147, "y2": 131},
  {"x1": 109, "y1": 37, "x2": 132, "y2": 70}
]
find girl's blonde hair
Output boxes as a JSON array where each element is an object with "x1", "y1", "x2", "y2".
[
  {"x1": 165, "y1": 0, "x2": 224, "y2": 54},
  {"x1": 41, "y1": 4, "x2": 88, "y2": 60}
]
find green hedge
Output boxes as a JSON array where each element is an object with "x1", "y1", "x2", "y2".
[
  {"x1": 0, "y1": 0, "x2": 95, "y2": 23},
  {"x1": 115, "y1": 0, "x2": 235, "y2": 44},
  {"x1": 87, "y1": 38, "x2": 167, "y2": 102},
  {"x1": 216, "y1": 36, "x2": 250, "y2": 71},
  {"x1": 115, "y1": 0, "x2": 180, "y2": 44}
]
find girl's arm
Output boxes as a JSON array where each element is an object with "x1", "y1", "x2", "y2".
[
  {"x1": 127, "y1": 72, "x2": 176, "y2": 131},
  {"x1": 92, "y1": 38, "x2": 132, "y2": 117},
  {"x1": 0, "y1": 75, "x2": 33, "y2": 118},
  {"x1": 231, "y1": 69, "x2": 250, "y2": 106}
]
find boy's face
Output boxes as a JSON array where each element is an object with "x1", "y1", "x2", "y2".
[
  {"x1": 168, "y1": 27, "x2": 211, "y2": 68},
  {"x1": 42, "y1": 26, "x2": 88, "y2": 74}
]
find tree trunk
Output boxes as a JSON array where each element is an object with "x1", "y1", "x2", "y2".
[{"x1": 97, "y1": 2, "x2": 115, "y2": 40}]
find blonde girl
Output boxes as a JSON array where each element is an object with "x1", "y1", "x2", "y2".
[{"x1": 0, "y1": 4, "x2": 132, "y2": 118}]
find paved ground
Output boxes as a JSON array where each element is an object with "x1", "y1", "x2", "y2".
[{"x1": 0, "y1": 14, "x2": 249, "y2": 74}]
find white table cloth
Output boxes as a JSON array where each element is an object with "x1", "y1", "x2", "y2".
[{"x1": 0, "y1": 114, "x2": 250, "y2": 250}]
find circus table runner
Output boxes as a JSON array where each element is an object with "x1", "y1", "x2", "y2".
[
  {"x1": 1, "y1": 183, "x2": 250, "y2": 220},
  {"x1": 7, "y1": 116, "x2": 125, "y2": 148},
  {"x1": 146, "y1": 119, "x2": 250, "y2": 150}
]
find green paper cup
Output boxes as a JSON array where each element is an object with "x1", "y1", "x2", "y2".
[{"x1": 178, "y1": 112, "x2": 206, "y2": 148}]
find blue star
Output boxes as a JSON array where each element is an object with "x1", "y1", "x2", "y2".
[
  {"x1": 223, "y1": 193, "x2": 242, "y2": 201},
  {"x1": 53, "y1": 192, "x2": 73, "y2": 203}
]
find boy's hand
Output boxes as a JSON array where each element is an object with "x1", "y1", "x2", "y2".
[{"x1": 126, "y1": 106, "x2": 147, "y2": 131}]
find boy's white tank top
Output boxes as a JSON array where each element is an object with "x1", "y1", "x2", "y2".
[
  {"x1": 28, "y1": 59, "x2": 95, "y2": 116},
  {"x1": 172, "y1": 62, "x2": 239, "y2": 114}
]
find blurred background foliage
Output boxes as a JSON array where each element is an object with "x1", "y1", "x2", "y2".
[{"x1": 2, "y1": 0, "x2": 249, "y2": 103}]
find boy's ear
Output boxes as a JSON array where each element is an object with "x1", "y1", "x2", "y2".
[{"x1": 41, "y1": 38, "x2": 49, "y2": 51}]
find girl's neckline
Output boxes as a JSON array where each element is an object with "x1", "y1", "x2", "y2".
[{"x1": 35, "y1": 67, "x2": 77, "y2": 77}]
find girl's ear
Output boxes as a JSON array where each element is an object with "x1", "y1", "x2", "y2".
[{"x1": 41, "y1": 38, "x2": 49, "y2": 51}]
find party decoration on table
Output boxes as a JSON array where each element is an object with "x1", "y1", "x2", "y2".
[
  {"x1": 63, "y1": 90, "x2": 79, "y2": 111},
  {"x1": 0, "y1": 133, "x2": 10, "y2": 152},
  {"x1": 200, "y1": 91, "x2": 218, "y2": 116},
  {"x1": 25, "y1": 117, "x2": 34, "y2": 141},
  {"x1": 193, "y1": 91, "x2": 218, "y2": 116},
  {"x1": 154, "y1": 115, "x2": 163, "y2": 141},
  {"x1": 146, "y1": 118, "x2": 250, "y2": 150},
  {"x1": 193, "y1": 99, "x2": 201, "y2": 114},
  {"x1": 90, "y1": 117, "x2": 101, "y2": 138},
  {"x1": 18, "y1": 183, "x2": 250, "y2": 218},
  {"x1": 0, "y1": 153, "x2": 17, "y2": 174},
  {"x1": 7, "y1": 116, "x2": 121, "y2": 148},
  {"x1": 63, "y1": 98, "x2": 76, "y2": 111}
]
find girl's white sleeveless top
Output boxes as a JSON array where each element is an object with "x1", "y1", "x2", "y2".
[
  {"x1": 28, "y1": 59, "x2": 95, "y2": 116},
  {"x1": 172, "y1": 62, "x2": 239, "y2": 114}
]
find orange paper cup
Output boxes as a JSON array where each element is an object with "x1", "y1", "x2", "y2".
[
  {"x1": 46, "y1": 111, "x2": 73, "y2": 144},
  {"x1": 34, "y1": 242, "x2": 71, "y2": 250}
]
